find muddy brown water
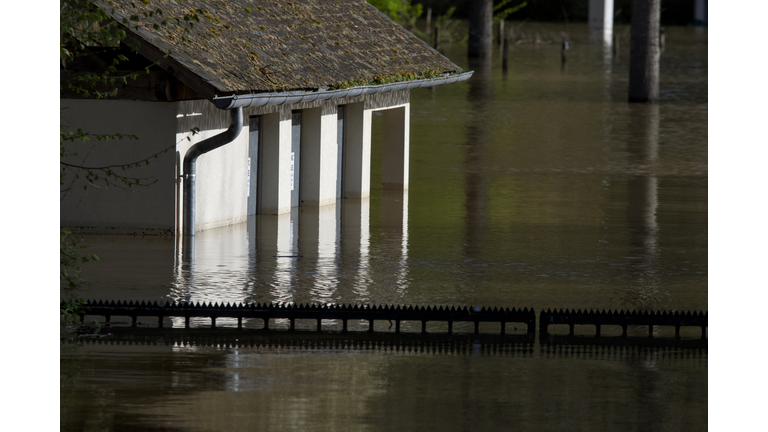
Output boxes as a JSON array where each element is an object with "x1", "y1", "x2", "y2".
[{"x1": 62, "y1": 23, "x2": 707, "y2": 431}]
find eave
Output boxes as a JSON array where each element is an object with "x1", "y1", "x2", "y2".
[{"x1": 211, "y1": 71, "x2": 474, "y2": 110}]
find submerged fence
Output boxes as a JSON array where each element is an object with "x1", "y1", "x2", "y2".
[
  {"x1": 76, "y1": 300, "x2": 536, "y2": 335},
  {"x1": 74, "y1": 300, "x2": 707, "y2": 339},
  {"x1": 540, "y1": 309, "x2": 708, "y2": 338}
]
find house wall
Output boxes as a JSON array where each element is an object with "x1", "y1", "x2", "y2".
[
  {"x1": 176, "y1": 101, "x2": 250, "y2": 232},
  {"x1": 177, "y1": 90, "x2": 409, "y2": 226},
  {"x1": 60, "y1": 99, "x2": 178, "y2": 235},
  {"x1": 61, "y1": 90, "x2": 410, "y2": 235}
]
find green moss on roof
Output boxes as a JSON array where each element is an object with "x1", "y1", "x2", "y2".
[
  {"x1": 330, "y1": 68, "x2": 459, "y2": 90},
  {"x1": 97, "y1": 0, "x2": 460, "y2": 95}
]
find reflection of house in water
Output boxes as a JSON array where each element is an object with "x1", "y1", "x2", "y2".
[{"x1": 61, "y1": 0, "x2": 471, "y2": 236}]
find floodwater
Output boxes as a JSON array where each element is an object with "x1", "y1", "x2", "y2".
[{"x1": 62, "y1": 24, "x2": 707, "y2": 431}]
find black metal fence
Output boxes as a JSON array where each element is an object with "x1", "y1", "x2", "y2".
[
  {"x1": 76, "y1": 300, "x2": 536, "y2": 335},
  {"x1": 540, "y1": 308, "x2": 708, "y2": 338},
  {"x1": 73, "y1": 300, "x2": 707, "y2": 339}
]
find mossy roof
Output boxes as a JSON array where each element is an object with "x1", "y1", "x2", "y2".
[{"x1": 97, "y1": 0, "x2": 461, "y2": 99}]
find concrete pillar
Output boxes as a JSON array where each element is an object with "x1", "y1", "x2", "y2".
[
  {"x1": 694, "y1": 0, "x2": 708, "y2": 25},
  {"x1": 336, "y1": 106, "x2": 346, "y2": 199},
  {"x1": 629, "y1": 0, "x2": 661, "y2": 103},
  {"x1": 260, "y1": 108, "x2": 293, "y2": 214},
  {"x1": 468, "y1": 0, "x2": 493, "y2": 58},
  {"x1": 247, "y1": 117, "x2": 260, "y2": 215},
  {"x1": 589, "y1": 0, "x2": 614, "y2": 45},
  {"x1": 381, "y1": 105, "x2": 410, "y2": 190},
  {"x1": 343, "y1": 102, "x2": 371, "y2": 198},
  {"x1": 299, "y1": 107, "x2": 339, "y2": 207}
]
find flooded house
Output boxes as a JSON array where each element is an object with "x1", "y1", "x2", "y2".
[{"x1": 60, "y1": 0, "x2": 471, "y2": 236}]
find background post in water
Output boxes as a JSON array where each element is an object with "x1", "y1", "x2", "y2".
[
  {"x1": 629, "y1": 0, "x2": 661, "y2": 103},
  {"x1": 468, "y1": 0, "x2": 493, "y2": 58}
]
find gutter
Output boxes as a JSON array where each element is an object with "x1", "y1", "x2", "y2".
[{"x1": 211, "y1": 71, "x2": 474, "y2": 110}]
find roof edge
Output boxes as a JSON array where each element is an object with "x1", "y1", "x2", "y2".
[{"x1": 211, "y1": 71, "x2": 474, "y2": 110}]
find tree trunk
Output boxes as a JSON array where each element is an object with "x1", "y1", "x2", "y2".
[
  {"x1": 629, "y1": 0, "x2": 661, "y2": 103},
  {"x1": 468, "y1": 0, "x2": 493, "y2": 58}
]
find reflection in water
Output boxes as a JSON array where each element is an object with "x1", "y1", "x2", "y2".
[
  {"x1": 267, "y1": 213, "x2": 297, "y2": 303},
  {"x1": 463, "y1": 56, "x2": 492, "y2": 268},
  {"x1": 342, "y1": 198, "x2": 371, "y2": 303},
  {"x1": 601, "y1": 41, "x2": 613, "y2": 100},
  {"x1": 589, "y1": 29, "x2": 613, "y2": 47},
  {"x1": 625, "y1": 104, "x2": 661, "y2": 311},
  {"x1": 64, "y1": 335, "x2": 707, "y2": 432},
  {"x1": 296, "y1": 204, "x2": 340, "y2": 304},
  {"x1": 620, "y1": 103, "x2": 665, "y2": 424},
  {"x1": 170, "y1": 193, "x2": 410, "y2": 312},
  {"x1": 380, "y1": 190, "x2": 409, "y2": 300}
]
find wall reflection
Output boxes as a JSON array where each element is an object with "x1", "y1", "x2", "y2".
[
  {"x1": 342, "y1": 198, "x2": 372, "y2": 302},
  {"x1": 380, "y1": 189, "x2": 409, "y2": 300},
  {"x1": 300, "y1": 204, "x2": 340, "y2": 304},
  {"x1": 462, "y1": 56, "x2": 493, "y2": 266},
  {"x1": 260, "y1": 213, "x2": 297, "y2": 304},
  {"x1": 169, "y1": 192, "x2": 407, "y2": 320},
  {"x1": 171, "y1": 223, "x2": 254, "y2": 328}
]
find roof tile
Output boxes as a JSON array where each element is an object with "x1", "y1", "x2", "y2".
[{"x1": 98, "y1": 0, "x2": 460, "y2": 95}]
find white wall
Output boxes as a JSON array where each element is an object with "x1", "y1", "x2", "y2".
[
  {"x1": 60, "y1": 99, "x2": 177, "y2": 234},
  {"x1": 176, "y1": 101, "x2": 249, "y2": 232}
]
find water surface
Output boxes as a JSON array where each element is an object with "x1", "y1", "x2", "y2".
[{"x1": 63, "y1": 23, "x2": 707, "y2": 431}]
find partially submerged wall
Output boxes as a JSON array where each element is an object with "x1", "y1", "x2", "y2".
[
  {"x1": 61, "y1": 90, "x2": 410, "y2": 235},
  {"x1": 60, "y1": 99, "x2": 177, "y2": 235}
]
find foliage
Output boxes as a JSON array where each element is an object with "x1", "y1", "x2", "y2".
[
  {"x1": 61, "y1": 0, "x2": 133, "y2": 99},
  {"x1": 60, "y1": 2, "x2": 208, "y2": 322},
  {"x1": 60, "y1": 0, "x2": 203, "y2": 191},
  {"x1": 60, "y1": 0, "x2": 180, "y2": 321},
  {"x1": 367, "y1": 0, "x2": 423, "y2": 35},
  {"x1": 433, "y1": 6, "x2": 465, "y2": 45},
  {"x1": 59, "y1": 128, "x2": 184, "y2": 195},
  {"x1": 493, "y1": 1, "x2": 528, "y2": 23},
  {"x1": 60, "y1": 228, "x2": 98, "y2": 324}
]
